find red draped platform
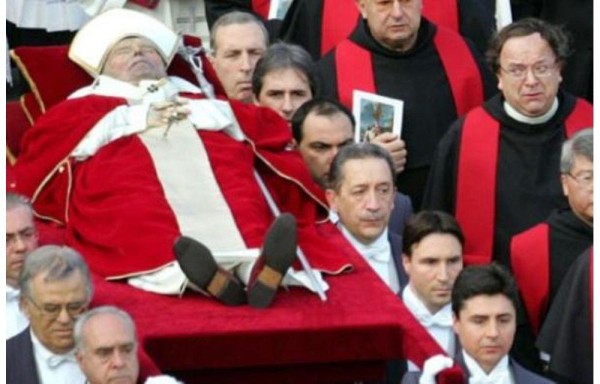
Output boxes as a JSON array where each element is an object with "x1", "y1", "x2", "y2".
[{"x1": 90, "y1": 250, "x2": 446, "y2": 383}]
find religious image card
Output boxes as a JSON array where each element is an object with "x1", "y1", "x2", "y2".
[
  {"x1": 352, "y1": 90, "x2": 403, "y2": 144},
  {"x1": 268, "y1": 0, "x2": 295, "y2": 19}
]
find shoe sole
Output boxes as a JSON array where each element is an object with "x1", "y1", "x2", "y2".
[
  {"x1": 174, "y1": 236, "x2": 247, "y2": 306},
  {"x1": 248, "y1": 214, "x2": 297, "y2": 308}
]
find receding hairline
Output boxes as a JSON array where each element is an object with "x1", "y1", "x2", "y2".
[{"x1": 210, "y1": 12, "x2": 268, "y2": 53}]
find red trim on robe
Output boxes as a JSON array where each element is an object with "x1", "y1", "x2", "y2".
[
  {"x1": 252, "y1": 0, "x2": 271, "y2": 19},
  {"x1": 510, "y1": 223, "x2": 550, "y2": 335},
  {"x1": 456, "y1": 99, "x2": 593, "y2": 266},
  {"x1": 334, "y1": 27, "x2": 483, "y2": 116},
  {"x1": 422, "y1": 0, "x2": 458, "y2": 32}
]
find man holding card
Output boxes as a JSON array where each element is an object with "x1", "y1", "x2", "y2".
[{"x1": 316, "y1": 0, "x2": 497, "y2": 209}]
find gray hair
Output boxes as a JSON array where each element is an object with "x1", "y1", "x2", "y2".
[
  {"x1": 210, "y1": 11, "x2": 269, "y2": 54},
  {"x1": 560, "y1": 128, "x2": 593, "y2": 173},
  {"x1": 7, "y1": 192, "x2": 33, "y2": 214},
  {"x1": 328, "y1": 143, "x2": 395, "y2": 191},
  {"x1": 74, "y1": 306, "x2": 137, "y2": 353},
  {"x1": 251, "y1": 42, "x2": 318, "y2": 97},
  {"x1": 19, "y1": 245, "x2": 93, "y2": 301}
]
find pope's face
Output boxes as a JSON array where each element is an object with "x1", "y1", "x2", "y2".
[{"x1": 103, "y1": 37, "x2": 167, "y2": 85}]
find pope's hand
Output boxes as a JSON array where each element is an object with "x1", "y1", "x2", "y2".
[
  {"x1": 147, "y1": 97, "x2": 191, "y2": 129},
  {"x1": 370, "y1": 132, "x2": 407, "y2": 174}
]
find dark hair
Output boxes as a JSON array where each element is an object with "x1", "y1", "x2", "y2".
[
  {"x1": 251, "y1": 42, "x2": 318, "y2": 97},
  {"x1": 402, "y1": 211, "x2": 464, "y2": 257},
  {"x1": 210, "y1": 11, "x2": 268, "y2": 53},
  {"x1": 486, "y1": 17, "x2": 571, "y2": 74},
  {"x1": 328, "y1": 143, "x2": 394, "y2": 191},
  {"x1": 451, "y1": 263, "x2": 519, "y2": 318},
  {"x1": 291, "y1": 98, "x2": 355, "y2": 143}
]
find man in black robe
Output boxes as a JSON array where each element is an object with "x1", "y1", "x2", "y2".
[{"x1": 316, "y1": 0, "x2": 497, "y2": 209}]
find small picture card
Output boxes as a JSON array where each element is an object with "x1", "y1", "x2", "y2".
[
  {"x1": 268, "y1": 0, "x2": 294, "y2": 20},
  {"x1": 352, "y1": 90, "x2": 404, "y2": 144}
]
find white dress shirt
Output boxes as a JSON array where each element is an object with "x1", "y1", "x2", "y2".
[
  {"x1": 6, "y1": 285, "x2": 29, "y2": 339},
  {"x1": 339, "y1": 225, "x2": 400, "y2": 294},
  {"x1": 463, "y1": 350, "x2": 514, "y2": 384},
  {"x1": 31, "y1": 331, "x2": 86, "y2": 384},
  {"x1": 403, "y1": 285, "x2": 454, "y2": 371}
]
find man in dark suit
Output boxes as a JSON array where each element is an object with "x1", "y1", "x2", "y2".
[
  {"x1": 405, "y1": 264, "x2": 555, "y2": 383},
  {"x1": 7, "y1": 245, "x2": 93, "y2": 384},
  {"x1": 291, "y1": 98, "x2": 413, "y2": 238},
  {"x1": 326, "y1": 143, "x2": 408, "y2": 293},
  {"x1": 400, "y1": 210, "x2": 464, "y2": 368}
]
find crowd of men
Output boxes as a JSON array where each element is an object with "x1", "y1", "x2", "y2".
[{"x1": 6, "y1": 1, "x2": 592, "y2": 383}]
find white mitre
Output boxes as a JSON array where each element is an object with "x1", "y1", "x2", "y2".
[{"x1": 68, "y1": 8, "x2": 178, "y2": 77}]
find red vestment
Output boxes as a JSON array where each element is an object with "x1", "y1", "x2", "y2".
[{"x1": 13, "y1": 93, "x2": 353, "y2": 279}]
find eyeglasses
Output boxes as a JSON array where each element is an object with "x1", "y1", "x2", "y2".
[
  {"x1": 6, "y1": 228, "x2": 37, "y2": 247},
  {"x1": 500, "y1": 61, "x2": 557, "y2": 80},
  {"x1": 26, "y1": 297, "x2": 88, "y2": 320},
  {"x1": 566, "y1": 172, "x2": 593, "y2": 188}
]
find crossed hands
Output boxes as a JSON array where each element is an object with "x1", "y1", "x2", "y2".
[{"x1": 147, "y1": 97, "x2": 192, "y2": 129}]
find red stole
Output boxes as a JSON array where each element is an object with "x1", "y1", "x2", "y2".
[
  {"x1": 334, "y1": 26, "x2": 483, "y2": 116},
  {"x1": 252, "y1": 0, "x2": 271, "y2": 19},
  {"x1": 321, "y1": 0, "x2": 459, "y2": 57},
  {"x1": 510, "y1": 223, "x2": 550, "y2": 335},
  {"x1": 456, "y1": 99, "x2": 594, "y2": 266}
]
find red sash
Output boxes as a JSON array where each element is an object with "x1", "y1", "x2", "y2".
[
  {"x1": 252, "y1": 0, "x2": 270, "y2": 19},
  {"x1": 335, "y1": 26, "x2": 482, "y2": 116},
  {"x1": 456, "y1": 99, "x2": 593, "y2": 266},
  {"x1": 510, "y1": 223, "x2": 550, "y2": 335},
  {"x1": 321, "y1": 0, "x2": 458, "y2": 57}
]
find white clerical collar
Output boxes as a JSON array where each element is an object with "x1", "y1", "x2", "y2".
[
  {"x1": 463, "y1": 349, "x2": 511, "y2": 382},
  {"x1": 69, "y1": 75, "x2": 202, "y2": 101},
  {"x1": 339, "y1": 225, "x2": 390, "y2": 263},
  {"x1": 503, "y1": 97, "x2": 558, "y2": 125},
  {"x1": 402, "y1": 285, "x2": 453, "y2": 328},
  {"x1": 31, "y1": 330, "x2": 76, "y2": 367}
]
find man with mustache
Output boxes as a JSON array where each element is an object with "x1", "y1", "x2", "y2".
[
  {"x1": 317, "y1": 0, "x2": 497, "y2": 210},
  {"x1": 422, "y1": 18, "x2": 593, "y2": 372},
  {"x1": 326, "y1": 143, "x2": 408, "y2": 295},
  {"x1": 400, "y1": 210, "x2": 464, "y2": 373},
  {"x1": 7, "y1": 245, "x2": 93, "y2": 384}
]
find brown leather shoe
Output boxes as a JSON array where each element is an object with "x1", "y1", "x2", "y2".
[
  {"x1": 174, "y1": 236, "x2": 247, "y2": 306},
  {"x1": 247, "y1": 214, "x2": 297, "y2": 308}
]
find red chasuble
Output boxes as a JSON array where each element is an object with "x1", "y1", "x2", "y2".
[
  {"x1": 456, "y1": 99, "x2": 593, "y2": 267},
  {"x1": 334, "y1": 25, "x2": 483, "y2": 116},
  {"x1": 13, "y1": 95, "x2": 353, "y2": 279}
]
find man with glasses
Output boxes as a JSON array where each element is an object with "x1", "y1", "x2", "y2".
[
  {"x1": 422, "y1": 18, "x2": 592, "y2": 373},
  {"x1": 510, "y1": 129, "x2": 592, "y2": 376},
  {"x1": 7, "y1": 245, "x2": 92, "y2": 384},
  {"x1": 6, "y1": 193, "x2": 39, "y2": 339}
]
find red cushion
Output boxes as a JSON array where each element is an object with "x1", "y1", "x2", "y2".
[{"x1": 6, "y1": 100, "x2": 31, "y2": 159}]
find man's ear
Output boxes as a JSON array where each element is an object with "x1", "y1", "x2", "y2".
[
  {"x1": 290, "y1": 138, "x2": 299, "y2": 149},
  {"x1": 325, "y1": 189, "x2": 337, "y2": 210},
  {"x1": 401, "y1": 253, "x2": 411, "y2": 274},
  {"x1": 355, "y1": 0, "x2": 368, "y2": 18}
]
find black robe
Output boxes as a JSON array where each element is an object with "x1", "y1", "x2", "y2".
[
  {"x1": 537, "y1": 247, "x2": 593, "y2": 384},
  {"x1": 316, "y1": 18, "x2": 497, "y2": 209},
  {"x1": 422, "y1": 91, "x2": 580, "y2": 267},
  {"x1": 279, "y1": 0, "x2": 498, "y2": 60}
]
